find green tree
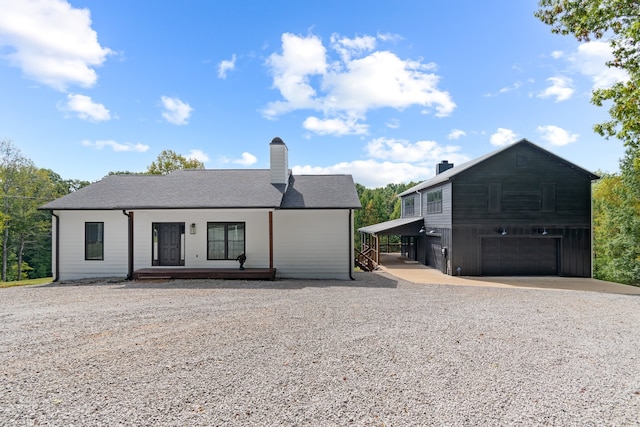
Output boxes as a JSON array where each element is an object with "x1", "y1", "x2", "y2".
[
  {"x1": 537, "y1": 1, "x2": 640, "y2": 285},
  {"x1": 0, "y1": 139, "x2": 33, "y2": 281},
  {"x1": 536, "y1": 0, "x2": 640, "y2": 149},
  {"x1": 147, "y1": 150, "x2": 205, "y2": 175}
]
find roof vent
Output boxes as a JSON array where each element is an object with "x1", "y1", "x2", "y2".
[{"x1": 436, "y1": 160, "x2": 454, "y2": 175}]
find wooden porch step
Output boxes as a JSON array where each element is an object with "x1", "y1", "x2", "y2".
[{"x1": 132, "y1": 268, "x2": 276, "y2": 281}]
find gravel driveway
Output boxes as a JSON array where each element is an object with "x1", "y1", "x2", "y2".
[{"x1": 1, "y1": 272, "x2": 639, "y2": 426}]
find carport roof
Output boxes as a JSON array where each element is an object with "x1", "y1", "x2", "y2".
[{"x1": 358, "y1": 217, "x2": 424, "y2": 235}]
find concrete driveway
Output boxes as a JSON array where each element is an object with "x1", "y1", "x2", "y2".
[{"x1": 377, "y1": 253, "x2": 640, "y2": 295}]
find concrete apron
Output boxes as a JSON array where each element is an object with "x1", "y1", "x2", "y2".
[{"x1": 377, "y1": 253, "x2": 640, "y2": 295}]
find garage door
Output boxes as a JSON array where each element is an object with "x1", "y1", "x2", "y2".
[{"x1": 481, "y1": 238, "x2": 558, "y2": 276}]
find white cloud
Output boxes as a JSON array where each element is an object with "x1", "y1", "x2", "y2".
[
  {"x1": 263, "y1": 33, "x2": 327, "y2": 117},
  {"x1": 551, "y1": 50, "x2": 564, "y2": 59},
  {"x1": 186, "y1": 149, "x2": 209, "y2": 163},
  {"x1": 291, "y1": 136, "x2": 471, "y2": 187},
  {"x1": 485, "y1": 81, "x2": 522, "y2": 97},
  {"x1": 569, "y1": 41, "x2": 628, "y2": 89},
  {"x1": 160, "y1": 96, "x2": 193, "y2": 125},
  {"x1": 0, "y1": 0, "x2": 112, "y2": 91},
  {"x1": 490, "y1": 128, "x2": 519, "y2": 146},
  {"x1": 385, "y1": 118, "x2": 400, "y2": 129},
  {"x1": 536, "y1": 125, "x2": 579, "y2": 146},
  {"x1": 217, "y1": 54, "x2": 236, "y2": 79},
  {"x1": 58, "y1": 93, "x2": 110, "y2": 121},
  {"x1": 220, "y1": 152, "x2": 258, "y2": 166},
  {"x1": 365, "y1": 137, "x2": 469, "y2": 164},
  {"x1": 81, "y1": 139, "x2": 149, "y2": 152},
  {"x1": 294, "y1": 160, "x2": 432, "y2": 188},
  {"x1": 448, "y1": 129, "x2": 466, "y2": 140},
  {"x1": 235, "y1": 152, "x2": 257, "y2": 166},
  {"x1": 538, "y1": 76, "x2": 574, "y2": 102},
  {"x1": 303, "y1": 116, "x2": 368, "y2": 135},
  {"x1": 263, "y1": 32, "x2": 455, "y2": 136},
  {"x1": 330, "y1": 33, "x2": 377, "y2": 62}
]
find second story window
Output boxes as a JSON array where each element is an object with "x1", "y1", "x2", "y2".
[
  {"x1": 403, "y1": 197, "x2": 415, "y2": 216},
  {"x1": 426, "y1": 189, "x2": 442, "y2": 214}
]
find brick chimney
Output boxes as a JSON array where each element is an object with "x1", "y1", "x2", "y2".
[{"x1": 270, "y1": 137, "x2": 289, "y2": 185}]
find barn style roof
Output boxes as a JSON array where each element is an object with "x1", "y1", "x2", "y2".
[
  {"x1": 40, "y1": 169, "x2": 362, "y2": 210},
  {"x1": 397, "y1": 138, "x2": 600, "y2": 197}
]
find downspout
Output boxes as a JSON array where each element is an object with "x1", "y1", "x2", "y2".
[
  {"x1": 51, "y1": 212, "x2": 59, "y2": 282},
  {"x1": 122, "y1": 210, "x2": 134, "y2": 280},
  {"x1": 349, "y1": 209, "x2": 355, "y2": 280},
  {"x1": 417, "y1": 191, "x2": 422, "y2": 217}
]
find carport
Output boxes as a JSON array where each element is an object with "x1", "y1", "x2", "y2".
[{"x1": 357, "y1": 217, "x2": 424, "y2": 270}]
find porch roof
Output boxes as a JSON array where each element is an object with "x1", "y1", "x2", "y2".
[{"x1": 358, "y1": 217, "x2": 424, "y2": 235}]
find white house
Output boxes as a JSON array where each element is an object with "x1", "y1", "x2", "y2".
[{"x1": 40, "y1": 138, "x2": 362, "y2": 281}]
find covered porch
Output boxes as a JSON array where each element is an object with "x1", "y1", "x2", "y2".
[{"x1": 356, "y1": 217, "x2": 424, "y2": 271}]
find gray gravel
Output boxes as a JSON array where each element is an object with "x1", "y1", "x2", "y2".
[{"x1": 1, "y1": 272, "x2": 639, "y2": 426}]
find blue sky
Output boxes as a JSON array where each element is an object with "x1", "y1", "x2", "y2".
[{"x1": 0, "y1": 0, "x2": 628, "y2": 187}]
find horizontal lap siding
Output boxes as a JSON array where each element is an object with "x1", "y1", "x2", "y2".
[
  {"x1": 55, "y1": 210, "x2": 129, "y2": 280},
  {"x1": 133, "y1": 209, "x2": 271, "y2": 270},
  {"x1": 273, "y1": 210, "x2": 351, "y2": 279},
  {"x1": 421, "y1": 183, "x2": 452, "y2": 228}
]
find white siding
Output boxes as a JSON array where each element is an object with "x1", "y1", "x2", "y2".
[
  {"x1": 54, "y1": 210, "x2": 129, "y2": 281},
  {"x1": 273, "y1": 209, "x2": 352, "y2": 280},
  {"x1": 53, "y1": 208, "x2": 354, "y2": 281},
  {"x1": 132, "y1": 209, "x2": 272, "y2": 270}
]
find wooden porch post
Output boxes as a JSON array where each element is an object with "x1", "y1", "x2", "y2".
[{"x1": 269, "y1": 211, "x2": 273, "y2": 271}]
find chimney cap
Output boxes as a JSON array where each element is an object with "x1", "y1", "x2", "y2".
[{"x1": 270, "y1": 137, "x2": 285, "y2": 145}]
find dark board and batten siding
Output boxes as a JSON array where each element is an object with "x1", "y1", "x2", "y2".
[{"x1": 448, "y1": 143, "x2": 595, "y2": 277}]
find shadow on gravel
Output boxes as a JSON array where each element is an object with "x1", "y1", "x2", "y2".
[{"x1": 42, "y1": 272, "x2": 398, "y2": 290}]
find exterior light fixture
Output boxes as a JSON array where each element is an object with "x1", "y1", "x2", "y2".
[
  {"x1": 190, "y1": 223, "x2": 196, "y2": 234},
  {"x1": 541, "y1": 228, "x2": 548, "y2": 235},
  {"x1": 499, "y1": 228, "x2": 508, "y2": 236},
  {"x1": 419, "y1": 225, "x2": 426, "y2": 233}
]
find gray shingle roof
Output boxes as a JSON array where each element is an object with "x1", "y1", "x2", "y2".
[
  {"x1": 281, "y1": 175, "x2": 361, "y2": 209},
  {"x1": 40, "y1": 169, "x2": 361, "y2": 210}
]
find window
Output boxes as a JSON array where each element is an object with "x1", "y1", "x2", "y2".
[
  {"x1": 207, "y1": 222, "x2": 245, "y2": 260},
  {"x1": 426, "y1": 190, "x2": 442, "y2": 214},
  {"x1": 85, "y1": 222, "x2": 104, "y2": 260},
  {"x1": 403, "y1": 197, "x2": 415, "y2": 217}
]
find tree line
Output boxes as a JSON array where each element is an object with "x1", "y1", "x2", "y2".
[
  {"x1": 535, "y1": 0, "x2": 640, "y2": 285},
  {"x1": 4, "y1": 1, "x2": 640, "y2": 285},
  {"x1": 2, "y1": 136, "x2": 639, "y2": 286},
  {"x1": 0, "y1": 142, "x2": 204, "y2": 282}
]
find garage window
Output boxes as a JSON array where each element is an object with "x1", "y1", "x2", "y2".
[{"x1": 426, "y1": 190, "x2": 442, "y2": 214}]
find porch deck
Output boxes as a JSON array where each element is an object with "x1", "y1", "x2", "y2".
[{"x1": 132, "y1": 268, "x2": 277, "y2": 281}]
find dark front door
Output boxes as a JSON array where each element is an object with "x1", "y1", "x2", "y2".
[{"x1": 158, "y1": 223, "x2": 182, "y2": 266}]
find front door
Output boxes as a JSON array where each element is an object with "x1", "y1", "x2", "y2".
[{"x1": 156, "y1": 223, "x2": 183, "y2": 266}]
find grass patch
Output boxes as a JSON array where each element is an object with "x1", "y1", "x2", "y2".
[{"x1": 0, "y1": 277, "x2": 53, "y2": 288}]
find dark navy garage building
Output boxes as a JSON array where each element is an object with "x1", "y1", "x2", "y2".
[{"x1": 358, "y1": 139, "x2": 600, "y2": 277}]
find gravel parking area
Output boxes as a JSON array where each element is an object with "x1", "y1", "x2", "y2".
[{"x1": 1, "y1": 272, "x2": 639, "y2": 426}]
